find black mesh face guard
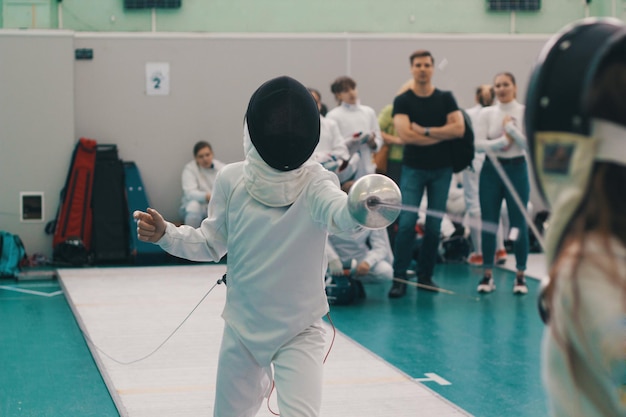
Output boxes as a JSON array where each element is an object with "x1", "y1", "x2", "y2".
[{"x1": 246, "y1": 76, "x2": 320, "y2": 171}]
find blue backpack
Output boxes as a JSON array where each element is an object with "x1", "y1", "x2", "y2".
[{"x1": 0, "y1": 231, "x2": 26, "y2": 277}]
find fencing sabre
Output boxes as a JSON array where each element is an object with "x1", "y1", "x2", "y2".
[
  {"x1": 349, "y1": 161, "x2": 545, "y2": 253},
  {"x1": 348, "y1": 165, "x2": 545, "y2": 298}
]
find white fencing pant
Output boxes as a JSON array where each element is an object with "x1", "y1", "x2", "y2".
[
  {"x1": 181, "y1": 200, "x2": 208, "y2": 228},
  {"x1": 214, "y1": 320, "x2": 326, "y2": 417}
]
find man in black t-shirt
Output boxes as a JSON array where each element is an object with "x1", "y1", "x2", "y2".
[{"x1": 388, "y1": 50, "x2": 465, "y2": 298}]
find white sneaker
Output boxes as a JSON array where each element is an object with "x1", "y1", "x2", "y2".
[
  {"x1": 513, "y1": 277, "x2": 528, "y2": 295},
  {"x1": 477, "y1": 276, "x2": 495, "y2": 293}
]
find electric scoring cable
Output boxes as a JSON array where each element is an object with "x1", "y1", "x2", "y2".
[{"x1": 80, "y1": 274, "x2": 226, "y2": 366}]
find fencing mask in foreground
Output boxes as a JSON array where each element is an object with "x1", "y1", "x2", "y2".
[{"x1": 525, "y1": 17, "x2": 626, "y2": 267}]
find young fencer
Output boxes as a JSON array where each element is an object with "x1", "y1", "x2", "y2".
[
  {"x1": 134, "y1": 76, "x2": 397, "y2": 417},
  {"x1": 525, "y1": 19, "x2": 626, "y2": 417}
]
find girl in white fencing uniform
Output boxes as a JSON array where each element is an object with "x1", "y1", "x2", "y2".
[{"x1": 525, "y1": 19, "x2": 626, "y2": 417}]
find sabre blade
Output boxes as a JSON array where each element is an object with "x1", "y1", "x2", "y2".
[
  {"x1": 373, "y1": 201, "x2": 501, "y2": 236},
  {"x1": 483, "y1": 149, "x2": 545, "y2": 251}
]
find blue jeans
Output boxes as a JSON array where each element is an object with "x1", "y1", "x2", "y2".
[
  {"x1": 393, "y1": 165, "x2": 453, "y2": 279},
  {"x1": 479, "y1": 157, "x2": 530, "y2": 270}
]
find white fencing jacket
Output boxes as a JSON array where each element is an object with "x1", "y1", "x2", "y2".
[
  {"x1": 157, "y1": 127, "x2": 360, "y2": 366},
  {"x1": 326, "y1": 102, "x2": 383, "y2": 179},
  {"x1": 180, "y1": 159, "x2": 226, "y2": 207}
]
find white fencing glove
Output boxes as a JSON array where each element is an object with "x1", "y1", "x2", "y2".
[
  {"x1": 328, "y1": 258, "x2": 344, "y2": 276},
  {"x1": 320, "y1": 155, "x2": 341, "y2": 172},
  {"x1": 352, "y1": 132, "x2": 371, "y2": 146}
]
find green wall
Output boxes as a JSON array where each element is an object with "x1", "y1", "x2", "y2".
[{"x1": 1, "y1": 0, "x2": 624, "y2": 33}]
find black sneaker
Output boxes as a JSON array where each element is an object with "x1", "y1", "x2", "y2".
[
  {"x1": 417, "y1": 276, "x2": 439, "y2": 292},
  {"x1": 477, "y1": 276, "x2": 495, "y2": 293},
  {"x1": 388, "y1": 280, "x2": 407, "y2": 298}
]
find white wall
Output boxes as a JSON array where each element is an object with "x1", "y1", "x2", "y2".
[
  {"x1": 0, "y1": 30, "x2": 75, "y2": 257},
  {"x1": 1, "y1": 31, "x2": 550, "y2": 258}
]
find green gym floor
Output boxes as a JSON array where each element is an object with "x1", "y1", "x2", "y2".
[
  {"x1": 0, "y1": 278, "x2": 118, "y2": 417},
  {"x1": 0, "y1": 260, "x2": 547, "y2": 417}
]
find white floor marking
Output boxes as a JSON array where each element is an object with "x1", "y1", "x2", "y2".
[
  {"x1": 415, "y1": 373, "x2": 452, "y2": 386},
  {"x1": 0, "y1": 285, "x2": 63, "y2": 297}
]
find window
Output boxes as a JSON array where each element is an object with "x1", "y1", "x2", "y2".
[
  {"x1": 124, "y1": 0, "x2": 181, "y2": 9},
  {"x1": 487, "y1": 0, "x2": 541, "y2": 11}
]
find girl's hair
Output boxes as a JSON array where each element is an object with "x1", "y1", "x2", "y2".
[
  {"x1": 475, "y1": 84, "x2": 495, "y2": 107},
  {"x1": 307, "y1": 87, "x2": 327, "y2": 116},
  {"x1": 546, "y1": 161, "x2": 626, "y2": 414},
  {"x1": 545, "y1": 52, "x2": 626, "y2": 411},
  {"x1": 494, "y1": 71, "x2": 516, "y2": 85}
]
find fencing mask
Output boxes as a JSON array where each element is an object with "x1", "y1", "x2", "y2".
[
  {"x1": 525, "y1": 17, "x2": 626, "y2": 267},
  {"x1": 245, "y1": 76, "x2": 320, "y2": 171}
]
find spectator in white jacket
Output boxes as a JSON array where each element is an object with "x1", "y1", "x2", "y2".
[
  {"x1": 326, "y1": 228, "x2": 394, "y2": 285},
  {"x1": 326, "y1": 76, "x2": 383, "y2": 191},
  {"x1": 179, "y1": 141, "x2": 225, "y2": 227}
]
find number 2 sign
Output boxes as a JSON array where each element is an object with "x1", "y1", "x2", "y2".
[{"x1": 146, "y1": 62, "x2": 170, "y2": 96}]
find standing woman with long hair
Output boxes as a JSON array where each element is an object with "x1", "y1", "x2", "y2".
[
  {"x1": 474, "y1": 72, "x2": 530, "y2": 294},
  {"x1": 525, "y1": 19, "x2": 626, "y2": 417}
]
